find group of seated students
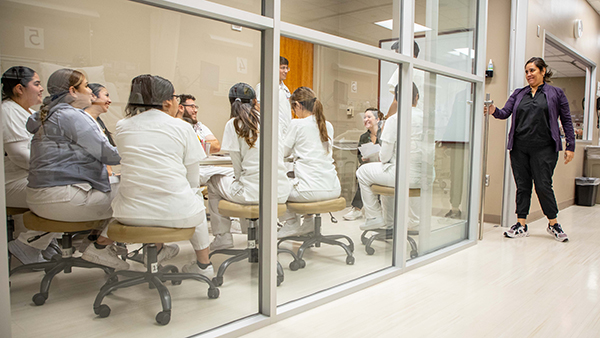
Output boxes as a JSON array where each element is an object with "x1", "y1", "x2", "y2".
[{"x1": 2, "y1": 57, "x2": 420, "y2": 279}]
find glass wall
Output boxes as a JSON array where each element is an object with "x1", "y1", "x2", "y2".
[
  {"x1": 1, "y1": 0, "x2": 485, "y2": 336},
  {"x1": 2, "y1": 0, "x2": 261, "y2": 335}
]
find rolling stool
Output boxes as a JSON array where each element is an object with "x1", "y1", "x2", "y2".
[
  {"x1": 93, "y1": 220, "x2": 219, "y2": 325},
  {"x1": 210, "y1": 200, "x2": 295, "y2": 287},
  {"x1": 278, "y1": 197, "x2": 355, "y2": 268},
  {"x1": 10, "y1": 211, "x2": 114, "y2": 305},
  {"x1": 360, "y1": 184, "x2": 420, "y2": 258}
]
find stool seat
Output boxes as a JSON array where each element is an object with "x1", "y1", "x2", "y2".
[
  {"x1": 23, "y1": 211, "x2": 105, "y2": 233},
  {"x1": 286, "y1": 197, "x2": 346, "y2": 214},
  {"x1": 107, "y1": 221, "x2": 195, "y2": 243},
  {"x1": 370, "y1": 185, "x2": 421, "y2": 197},
  {"x1": 7, "y1": 207, "x2": 29, "y2": 216},
  {"x1": 218, "y1": 200, "x2": 287, "y2": 218}
]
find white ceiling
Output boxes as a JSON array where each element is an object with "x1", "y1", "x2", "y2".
[{"x1": 544, "y1": 43, "x2": 587, "y2": 78}]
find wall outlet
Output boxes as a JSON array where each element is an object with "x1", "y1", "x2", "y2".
[
  {"x1": 346, "y1": 106, "x2": 354, "y2": 117},
  {"x1": 485, "y1": 174, "x2": 490, "y2": 187}
]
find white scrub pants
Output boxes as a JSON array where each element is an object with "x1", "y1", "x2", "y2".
[
  {"x1": 357, "y1": 163, "x2": 420, "y2": 229},
  {"x1": 198, "y1": 166, "x2": 234, "y2": 186},
  {"x1": 24, "y1": 183, "x2": 119, "y2": 249},
  {"x1": 117, "y1": 206, "x2": 210, "y2": 251},
  {"x1": 207, "y1": 175, "x2": 251, "y2": 236}
]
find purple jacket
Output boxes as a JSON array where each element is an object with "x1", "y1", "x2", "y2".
[{"x1": 492, "y1": 83, "x2": 575, "y2": 152}]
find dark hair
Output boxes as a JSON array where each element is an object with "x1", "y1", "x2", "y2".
[
  {"x1": 179, "y1": 93, "x2": 196, "y2": 103},
  {"x1": 125, "y1": 74, "x2": 174, "y2": 117},
  {"x1": 525, "y1": 57, "x2": 553, "y2": 82},
  {"x1": 390, "y1": 41, "x2": 420, "y2": 58},
  {"x1": 290, "y1": 86, "x2": 330, "y2": 151},
  {"x1": 87, "y1": 83, "x2": 115, "y2": 144},
  {"x1": 1, "y1": 66, "x2": 37, "y2": 101},
  {"x1": 280, "y1": 56, "x2": 289, "y2": 66},
  {"x1": 88, "y1": 83, "x2": 105, "y2": 98},
  {"x1": 40, "y1": 68, "x2": 86, "y2": 121},
  {"x1": 231, "y1": 102, "x2": 260, "y2": 148},
  {"x1": 365, "y1": 108, "x2": 382, "y2": 120},
  {"x1": 412, "y1": 82, "x2": 419, "y2": 106}
]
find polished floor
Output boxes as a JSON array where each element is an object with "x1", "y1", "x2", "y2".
[
  {"x1": 242, "y1": 204, "x2": 600, "y2": 338},
  {"x1": 8, "y1": 204, "x2": 599, "y2": 337}
]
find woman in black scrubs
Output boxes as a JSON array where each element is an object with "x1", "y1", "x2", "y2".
[{"x1": 486, "y1": 57, "x2": 575, "y2": 242}]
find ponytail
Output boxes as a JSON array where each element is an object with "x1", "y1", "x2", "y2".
[
  {"x1": 231, "y1": 100, "x2": 260, "y2": 148},
  {"x1": 290, "y1": 86, "x2": 330, "y2": 152}
]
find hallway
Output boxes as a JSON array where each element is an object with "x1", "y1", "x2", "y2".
[{"x1": 242, "y1": 204, "x2": 600, "y2": 338}]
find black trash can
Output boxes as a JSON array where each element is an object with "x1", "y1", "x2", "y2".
[{"x1": 575, "y1": 177, "x2": 600, "y2": 206}]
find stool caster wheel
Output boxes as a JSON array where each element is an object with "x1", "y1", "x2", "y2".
[
  {"x1": 32, "y1": 293, "x2": 47, "y2": 306},
  {"x1": 171, "y1": 279, "x2": 182, "y2": 286},
  {"x1": 410, "y1": 250, "x2": 418, "y2": 259},
  {"x1": 155, "y1": 311, "x2": 171, "y2": 325},
  {"x1": 289, "y1": 260, "x2": 301, "y2": 271},
  {"x1": 212, "y1": 276, "x2": 223, "y2": 287},
  {"x1": 361, "y1": 236, "x2": 368, "y2": 245},
  {"x1": 277, "y1": 274, "x2": 284, "y2": 286},
  {"x1": 346, "y1": 256, "x2": 355, "y2": 265},
  {"x1": 299, "y1": 260, "x2": 306, "y2": 268},
  {"x1": 365, "y1": 246, "x2": 375, "y2": 255},
  {"x1": 95, "y1": 304, "x2": 111, "y2": 318},
  {"x1": 207, "y1": 288, "x2": 220, "y2": 299}
]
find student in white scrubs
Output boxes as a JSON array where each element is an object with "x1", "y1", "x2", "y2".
[
  {"x1": 207, "y1": 83, "x2": 291, "y2": 250},
  {"x1": 112, "y1": 74, "x2": 213, "y2": 278},
  {"x1": 357, "y1": 83, "x2": 423, "y2": 231},
  {"x1": 278, "y1": 87, "x2": 341, "y2": 238},
  {"x1": 2, "y1": 66, "x2": 62, "y2": 265}
]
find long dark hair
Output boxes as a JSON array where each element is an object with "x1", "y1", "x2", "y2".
[
  {"x1": 1, "y1": 66, "x2": 37, "y2": 101},
  {"x1": 290, "y1": 86, "x2": 330, "y2": 151},
  {"x1": 231, "y1": 101, "x2": 260, "y2": 148},
  {"x1": 526, "y1": 57, "x2": 553, "y2": 83},
  {"x1": 125, "y1": 74, "x2": 174, "y2": 117},
  {"x1": 88, "y1": 83, "x2": 115, "y2": 146}
]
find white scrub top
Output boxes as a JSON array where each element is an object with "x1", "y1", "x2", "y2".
[
  {"x1": 283, "y1": 115, "x2": 340, "y2": 192},
  {"x1": 112, "y1": 109, "x2": 207, "y2": 222},
  {"x1": 193, "y1": 121, "x2": 214, "y2": 141},
  {"x1": 2, "y1": 99, "x2": 33, "y2": 184},
  {"x1": 221, "y1": 117, "x2": 291, "y2": 203}
]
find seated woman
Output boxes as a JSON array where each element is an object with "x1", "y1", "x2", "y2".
[
  {"x1": 357, "y1": 83, "x2": 423, "y2": 231},
  {"x1": 25, "y1": 68, "x2": 126, "y2": 270},
  {"x1": 343, "y1": 108, "x2": 383, "y2": 221},
  {"x1": 111, "y1": 74, "x2": 213, "y2": 277},
  {"x1": 207, "y1": 83, "x2": 291, "y2": 250},
  {"x1": 278, "y1": 87, "x2": 341, "y2": 238},
  {"x1": 2, "y1": 66, "x2": 61, "y2": 264},
  {"x1": 86, "y1": 83, "x2": 116, "y2": 147}
]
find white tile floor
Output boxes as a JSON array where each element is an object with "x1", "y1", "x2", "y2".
[{"x1": 10, "y1": 204, "x2": 597, "y2": 337}]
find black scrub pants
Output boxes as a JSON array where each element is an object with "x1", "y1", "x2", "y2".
[{"x1": 510, "y1": 144, "x2": 559, "y2": 220}]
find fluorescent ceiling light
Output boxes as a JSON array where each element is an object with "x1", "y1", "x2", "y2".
[
  {"x1": 374, "y1": 20, "x2": 432, "y2": 33},
  {"x1": 448, "y1": 48, "x2": 475, "y2": 58}
]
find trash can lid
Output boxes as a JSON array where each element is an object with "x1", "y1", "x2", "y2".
[{"x1": 576, "y1": 177, "x2": 600, "y2": 185}]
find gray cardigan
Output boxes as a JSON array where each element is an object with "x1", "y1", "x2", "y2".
[{"x1": 27, "y1": 103, "x2": 120, "y2": 192}]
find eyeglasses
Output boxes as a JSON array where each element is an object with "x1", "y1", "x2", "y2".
[{"x1": 181, "y1": 103, "x2": 199, "y2": 109}]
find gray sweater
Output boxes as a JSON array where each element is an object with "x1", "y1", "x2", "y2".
[{"x1": 27, "y1": 103, "x2": 120, "y2": 192}]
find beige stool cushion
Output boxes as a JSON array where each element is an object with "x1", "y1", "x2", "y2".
[
  {"x1": 218, "y1": 200, "x2": 287, "y2": 219},
  {"x1": 23, "y1": 211, "x2": 105, "y2": 233},
  {"x1": 286, "y1": 197, "x2": 346, "y2": 214},
  {"x1": 371, "y1": 184, "x2": 421, "y2": 197},
  {"x1": 106, "y1": 220, "x2": 195, "y2": 244},
  {"x1": 7, "y1": 207, "x2": 29, "y2": 216}
]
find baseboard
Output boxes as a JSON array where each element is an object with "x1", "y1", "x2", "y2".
[{"x1": 528, "y1": 198, "x2": 575, "y2": 222}]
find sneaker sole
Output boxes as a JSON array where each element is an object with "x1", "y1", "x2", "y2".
[
  {"x1": 343, "y1": 216, "x2": 363, "y2": 221},
  {"x1": 82, "y1": 252, "x2": 129, "y2": 270},
  {"x1": 503, "y1": 231, "x2": 529, "y2": 238},
  {"x1": 546, "y1": 228, "x2": 568, "y2": 242}
]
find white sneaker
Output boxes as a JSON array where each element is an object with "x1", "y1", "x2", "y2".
[
  {"x1": 360, "y1": 217, "x2": 386, "y2": 231},
  {"x1": 278, "y1": 217, "x2": 314, "y2": 239},
  {"x1": 144, "y1": 244, "x2": 180, "y2": 266},
  {"x1": 182, "y1": 261, "x2": 215, "y2": 279},
  {"x1": 82, "y1": 244, "x2": 130, "y2": 270},
  {"x1": 343, "y1": 207, "x2": 363, "y2": 221},
  {"x1": 231, "y1": 219, "x2": 242, "y2": 234},
  {"x1": 210, "y1": 233, "x2": 234, "y2": 251}
]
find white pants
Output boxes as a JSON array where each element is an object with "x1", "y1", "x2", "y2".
[
  {"x1": 207, "y1": 175, "x2": 251, "y2": 236},
  {"x1": 282, "y1": 185, "x2": 341, "y2": 225},
  {"x1": 198, "y1": 166, "x2": 234, "y2": 186},
  {"x1": 6, "y1": 176, "x2": 27, "y2": 208},
  {"x1": 25, "y1": 183, "x2": 119, "y2": 246},
  {"x1": 117, "y1": 208, "x2": 210, "y2": 251},
  {"x1": 357, "y1": 163, "x2": 420, "y2": 229}
]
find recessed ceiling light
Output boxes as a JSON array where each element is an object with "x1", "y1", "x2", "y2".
[{"x1": 374, "y1": 19, "x2": 432, "y2": 33}]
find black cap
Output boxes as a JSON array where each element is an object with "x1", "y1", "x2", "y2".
[{"x1": 228, "y1": 83, "x2": 256, "y2": 100}]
